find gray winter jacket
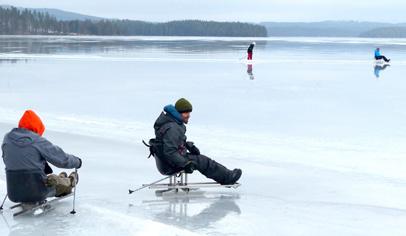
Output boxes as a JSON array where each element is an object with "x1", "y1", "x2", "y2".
[
  {"x1": 2, "y1": 128, "x2": 81, "y2": 178},
  {"x1": 153, "y1": 105, "x2": 189, "y2": 169}
]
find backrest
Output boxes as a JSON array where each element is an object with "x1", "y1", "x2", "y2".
[
  {"x1": 147, "y1": 138, "x2": 179, "y2": 176},
  {"x1": 153, "y1": 155, "x2": 179, "y2": 176},
  {"x1": 6, "y1": 169, "x2": 51, "y2": 203}
]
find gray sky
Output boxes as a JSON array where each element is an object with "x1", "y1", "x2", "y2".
[{"x1": 2, "y1": 0, "x2": 406, "y2": 23}]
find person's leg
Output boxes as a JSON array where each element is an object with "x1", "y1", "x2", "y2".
[
  {"x1": 186, "y1": 154, "x2": 233, "y2": 184},
  {"x1": 376, "y1": 55, "x2": 390, "y2": 62},
  {"x1": 248, "y1": 52, "x2": 253, "y2": 60},
  {"x1": 46, "y1": 173, "x2": 73, "y2": 197}
]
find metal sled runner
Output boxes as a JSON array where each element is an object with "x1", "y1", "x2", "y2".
[
  {"x1": 128, "y1": 140, "x2": 241, "y2": 195},
  {"x1": 129, "y1": 172, "x2": 241, "y2": 195},
  {"x1": 148, "y1": 172, "x2": 241, "y2": 191},
  {"x1": 11, "y1": 193, "x2": 74, "y2": 217}
]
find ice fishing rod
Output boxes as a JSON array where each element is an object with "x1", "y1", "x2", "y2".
[{"x1": 70, "y1": 168, "x2": 78, "y2": 214}]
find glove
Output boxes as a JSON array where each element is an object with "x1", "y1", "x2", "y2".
[
  {"x1": 186, "y1": 142, "x2": 200, "y2": 155},
  {"x1": 76, "y1": 158, "x2": 82, "y2": 169},
  {"x1": 184, "y1": 161, "x2": 195, "y2": 174}
]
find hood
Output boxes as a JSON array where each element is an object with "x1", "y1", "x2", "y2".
[
  {"x1": 163, "y1": 105, "x2": 183, "y2": 125},
  {"x1": 154, "y1": 105, "x2": 183, "y2": 132},
  {"x1": 5, "y1": 128, "x2": 39, "y2": 147},
  {"x1": 18, "y1": 110, "x2": 45, "y2": 136}
]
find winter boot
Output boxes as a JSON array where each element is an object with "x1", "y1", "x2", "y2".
[{"x1": 223, "y1": 169, "x2": 242, "y2": 185}]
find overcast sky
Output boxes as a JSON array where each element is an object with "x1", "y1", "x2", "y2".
[{"x1": 1, "y1": 0, "x2": 406, "y2": 23}]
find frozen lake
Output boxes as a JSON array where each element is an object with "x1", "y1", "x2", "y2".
[{"x1": 0, "y1": 36, "x2": 406, "y2": 235}]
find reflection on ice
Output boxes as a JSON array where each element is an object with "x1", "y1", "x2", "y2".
[
  {"x1": 1, "y1": 36, "x2": 406, "y2": 235},
  {"x1": 139, "y1": 192, "x2": 240, "y2": 231},
  {"x1": 0, "y1": 59, "x2": 26, "y2": 65},
  {"x1": 246, "y1": 64, "x2": 255, "y2": 80},
  {"x1": 0, "y1": 36, "x2": 267, "y2": 55},
  {"x1": 374, "y1": 64, "x2": 390, "y2": 78},
  {"x1": 3, "y1": 201, "x2": 75, "y2": 236}
]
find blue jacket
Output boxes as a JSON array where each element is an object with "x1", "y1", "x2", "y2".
[{"x1": 375, "y1": 49, "x2": 381, "y2": 57}]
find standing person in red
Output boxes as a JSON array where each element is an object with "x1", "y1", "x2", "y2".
[
  {"x1": 2, "y1": 110, "x2": 82, "y2": 203},
  {"x1": 247, "y1": 42, "x2": 256, "y2": 60}
]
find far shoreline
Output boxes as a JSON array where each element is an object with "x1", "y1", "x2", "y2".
[{"x1": 1, "y1": 35, "x2": 406, "y2": 40}]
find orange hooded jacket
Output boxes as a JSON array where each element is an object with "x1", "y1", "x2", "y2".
[{"x1": 18, "y1": 110, "x2": 45, "y2": 136}]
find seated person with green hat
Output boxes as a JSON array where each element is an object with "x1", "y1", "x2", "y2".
[{"x1": 151, "y1": 98, "x2": 242, "y2": 185}]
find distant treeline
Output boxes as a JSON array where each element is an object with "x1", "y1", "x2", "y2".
[
  {"x1": 261, "y1": 21, "x2": 383, "y2": 37},
  {"x1": 360, "y1": 27, "x2": 406, "y2": 38},
  {"x1": 262, "y1": 21, "x2": 406, "y2": 38},
  {"x1": 0, "y1": 7, "x2": 267, "y2": 37}
]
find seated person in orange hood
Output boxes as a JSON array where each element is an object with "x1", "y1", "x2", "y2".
[{"x1": 2, "y1": 110, "x2": 82, "y2": 203}]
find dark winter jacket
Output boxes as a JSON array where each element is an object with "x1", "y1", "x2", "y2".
[
  {"x1": 153, "y1": 105, "x2": 189, "y2": 170},
  {"x1": 247, "y1": 44, "x2": 255, "y2": 53},
  {"x1": 2, "y1": 128, "x2": 81, "y2": 179}
]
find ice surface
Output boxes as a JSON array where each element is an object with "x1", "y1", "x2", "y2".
[{"x1": 0, "y1": 36, "x2": 405, "y2": 235}]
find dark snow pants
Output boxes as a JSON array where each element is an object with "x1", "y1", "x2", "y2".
[
  {"x1": 186, "y1": 154, "x2": 233, "y2": 184},
  {"x1": 375, "y1": 55, "x2": 390, "y2": 62}
]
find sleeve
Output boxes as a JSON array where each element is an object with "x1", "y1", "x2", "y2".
[
  {"x1": 34, "y1": 137, "x2": 81, "y2": 169},
  {"x1": 162, "y1": 127, "x2": 188, "y2": 169},
  {"x1": 185, "y1": 141, "x2": 194, "y2": 150}
]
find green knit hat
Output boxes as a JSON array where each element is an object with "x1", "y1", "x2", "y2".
[{"x1": 175, "y1": 98, "x2": 193, "y2": 113}]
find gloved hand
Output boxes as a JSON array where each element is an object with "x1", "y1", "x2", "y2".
[
  {"x1": 186, "y1": 142, "x2": 200, "y2": 155},
  {"x1": 77, "y1": 158, "x2": 82, "y2": 169},
  {"x1": 184, "y1": 161, "x2": 195, "y2": 174}
]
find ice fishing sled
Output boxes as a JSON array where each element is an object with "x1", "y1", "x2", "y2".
[
  {"x1": 9, "y1": 193, "x2": 74, "y2": 217},
  {"x1": 1, "y1": 169, "x2": 77, "y2": 217},
  {"x1": 128, "y1": 140, "x2": 241, "y2": 195},
  {"x1": 129, "y1": 172, "x2": 241, "y2": 195}
]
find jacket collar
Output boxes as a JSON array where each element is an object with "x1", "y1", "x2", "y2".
[{"x1": 164, "y1": 105, "x2": 183, "y2": 125}]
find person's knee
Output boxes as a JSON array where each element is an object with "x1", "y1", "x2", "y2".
[{"x1": 191, "y1": 154, "x2": 213, "y2": 163}]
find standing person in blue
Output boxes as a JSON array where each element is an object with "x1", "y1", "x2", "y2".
[
  {"x1": 152, "y1": 98, "x2": 242, "y2": 185},
  {"x1": 375, "y1": 48, "x2": 390, "y2": 62}
]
